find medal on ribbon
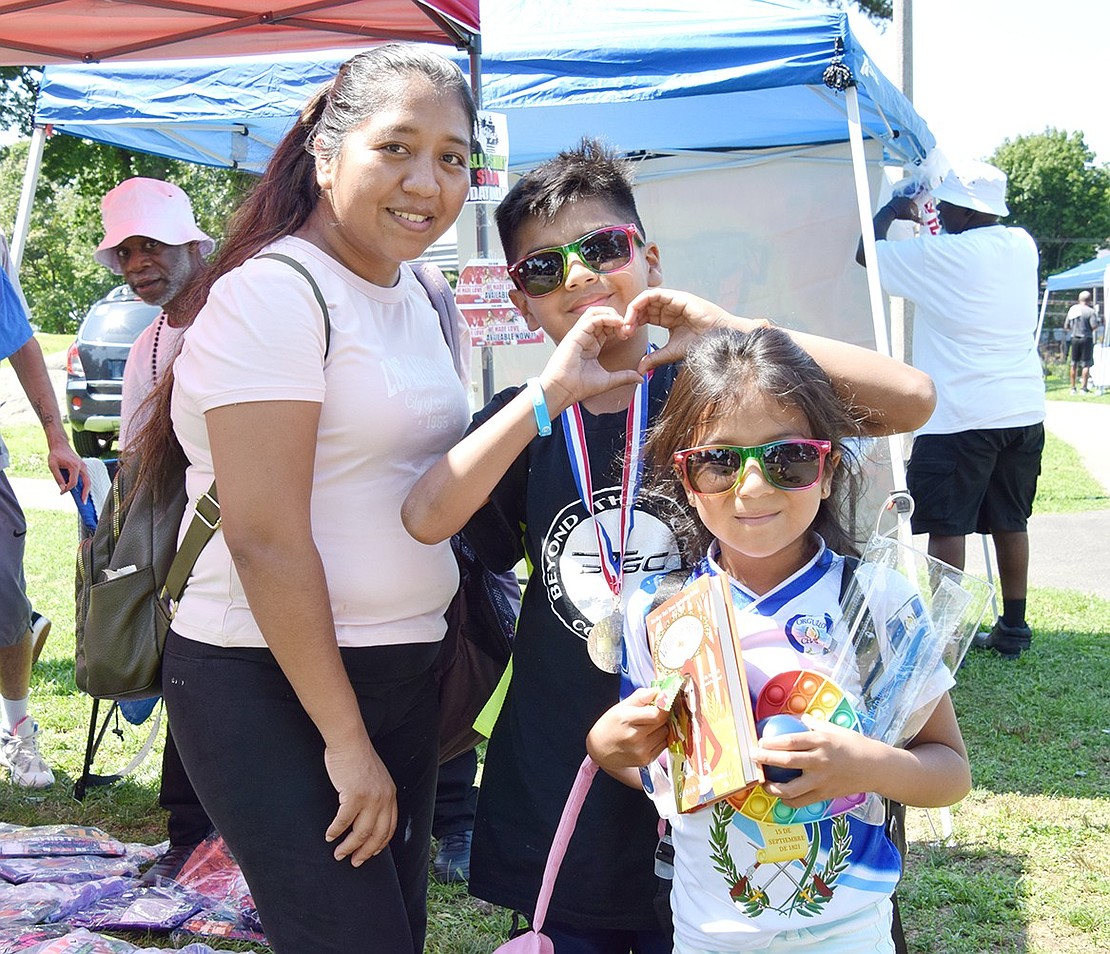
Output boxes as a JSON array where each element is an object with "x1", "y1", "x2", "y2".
[{"x1": 562, "y1": 362, "x2": 652, "y2": 673}]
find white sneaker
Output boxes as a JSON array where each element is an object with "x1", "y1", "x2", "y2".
[
  {"x1": 1, "y1": 717, "x2": 55, "y2": 788},
  {"x1": 30, "y1": 611, "x2": 51, "y2": 666}
]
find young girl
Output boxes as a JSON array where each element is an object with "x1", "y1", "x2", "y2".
[{"x1": 587, "y1": 327, "x2": 971, "y2": 953}]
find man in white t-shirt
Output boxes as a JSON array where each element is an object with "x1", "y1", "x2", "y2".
[
  {"x1": 856, "y1": 160, "x2": 1045, "y2": 659},
  {"x1": 94, "y1": 177, "x2": 214, "y2": 880}
]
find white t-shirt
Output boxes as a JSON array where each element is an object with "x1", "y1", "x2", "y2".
[
  {"x1": 170, "y1": 235, "x2": 469, "y2": 649},
  {"x1": 622, "y1": 543, "x2": 953, "y2": 948},
  {"x1": 874, "y1": 225, "x2": 1044, "y2": 435},
  {"x1": 119, "y1": 314, "x2": 187, "y2": 449}
]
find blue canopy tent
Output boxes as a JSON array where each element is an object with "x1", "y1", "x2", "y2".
[
  {"x1": 1045, "y1": 254, "x2": 1110, "y2": 292},
  {"x1": 32, "y1": 0, "x2": 933, "y2": 358},
  {"x1": 28, "y1": 0, "x2": 939, "y2": 491},
  {"x1": 35, "y1": 1, "x2": 932, "y2": 172}
]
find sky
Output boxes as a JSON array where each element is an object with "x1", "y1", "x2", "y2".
[{"x1": 845, "y1": 0, "x2": 1110, "y2": 166}]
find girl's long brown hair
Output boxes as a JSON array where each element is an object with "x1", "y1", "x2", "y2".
[
  {"x1": 642, "y1": 326, "x2": 866, "y2": 565},
  {"x1": 129, "y1": 44, "x2": 478, "y2": 494}
]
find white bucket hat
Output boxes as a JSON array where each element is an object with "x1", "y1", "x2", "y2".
[
  {"x1": 94, "y1": 177, "x2": 215, "y2": 273},
  {"x1": 930, "y1": 160, "x2": 1010, "y2": 217}
]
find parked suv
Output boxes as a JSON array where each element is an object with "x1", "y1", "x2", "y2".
[{"x1": 66, "y1": 285, "x2": 160, "y2": 456}]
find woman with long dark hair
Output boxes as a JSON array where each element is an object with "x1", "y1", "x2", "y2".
[{"x1": 131, "y1": 45, "x2": 476, "y2": 952}]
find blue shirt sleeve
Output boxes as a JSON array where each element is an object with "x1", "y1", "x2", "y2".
[{"x1": 0, "y1": 270, "x2": 34, "y2": 362}]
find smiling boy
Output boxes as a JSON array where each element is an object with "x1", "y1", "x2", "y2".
[{"x1": 402, "y1": 138, "x2": 934, "y2": 953}]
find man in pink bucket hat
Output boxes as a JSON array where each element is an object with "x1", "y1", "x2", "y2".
[
  {"x1": 94, "y1": 176, "x2": 216, "y2": 881},
  {"x1": 95, "y1": 177, "x2": 214, "y2": 446}
]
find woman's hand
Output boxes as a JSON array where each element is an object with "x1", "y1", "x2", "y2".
[
  {"x1": 755, "y1": 716, "x2": 884, "y2": 808},
  {"x1": 586, "y1": 687, "x2": 671, "y2": 774},
  {"x1": 324, "y1": 736, "x2": 398, "y2": 866},
  {"x1": 538, "y1": 308, "x2": 644, "y2": 413}
]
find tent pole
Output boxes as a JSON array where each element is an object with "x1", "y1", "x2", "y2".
[
  {"x1": 1035, "y1": 286, "x2": 1049, "y2": 350},
  {"x1": 10, "y1": 125, "x2": 46, "y2": 275},
  {"x1": 469, "y1": 46, "x2": 497, "y2": 406},
  {"x1": 845, "y1": 85, "x2": 908, "y2": 496}
]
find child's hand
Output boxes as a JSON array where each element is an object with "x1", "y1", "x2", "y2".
[
  {"x1": 623, "y1": 289, "x2": 768, "y2": 374},
  {"x1": 539, "y1": 308, "x2": 644, "y2": 412},
  {"x1": 754, "y1": 715, "x2": 886, "y2": 808},
  {"x1": 586, "y1": 687, "x2": 671, "y2": 773}
]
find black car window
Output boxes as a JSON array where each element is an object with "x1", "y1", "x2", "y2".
[{"x1": 79, "y1": 298, "x2": 160, "y2": 345}]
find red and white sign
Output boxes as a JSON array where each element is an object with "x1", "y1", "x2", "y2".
[{"x1": 455, "y1": 258, "x2": 545, "y2": 347}]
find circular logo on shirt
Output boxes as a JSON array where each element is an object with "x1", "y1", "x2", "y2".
[
  {"x1": 784, "y1": 613, "x2": 834, "y2": 655},
  {"x1": 543, "y1": 487, "x2": 681, "y2": 640}
]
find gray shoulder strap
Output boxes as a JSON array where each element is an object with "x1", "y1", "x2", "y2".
[
  {"x1": 410, "y1": 260, "x2": 461, "y2": 363},
  {"x1": 256, "y1": 252, "x2": 331, "y2": 358}
]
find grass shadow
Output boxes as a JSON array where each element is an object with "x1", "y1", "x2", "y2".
[{"x1": 901, "y1": 842, "x2": 1028, "y2": 953}]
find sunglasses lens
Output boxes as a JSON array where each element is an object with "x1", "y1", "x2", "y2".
[
  {"x1": 681, "y1": 442, "x2": 825, "y2": 495},
  {"x1": 685, "y1": 447, "x2": 744, "y2": 495},
  {"x1": 518, "y1": 252, "x2": 565, "y2": 298},
  {"x1": 762, "y1": 442, "x2": 823, "y2": 489},
  {"x1": 580, "y1": 228, "x2": 634, "y2": 273}
]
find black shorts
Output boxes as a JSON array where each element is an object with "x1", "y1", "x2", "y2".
[
  {"x1": 1070, "y1": 337, "x2": 1094, "y2": 368},
  {"x1": 906, "y1": 425, "x2": 1044, "y2": 537}
]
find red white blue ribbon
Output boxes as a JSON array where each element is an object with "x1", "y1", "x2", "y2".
[{"x1": 561, "y1": 360, "x2": 653, "y2": 600}]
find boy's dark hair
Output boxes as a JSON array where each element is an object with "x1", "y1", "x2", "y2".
[
  {"x1": 495, "y1": 137, "x2": 644, "y2": 263},
  {"x1": 643, "y1": 326, "x2": 865, "y2": 562}
]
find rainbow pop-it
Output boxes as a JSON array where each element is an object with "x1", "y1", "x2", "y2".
[{"x1": 730, "y1": 670, "x2": 865, "y2": 825}]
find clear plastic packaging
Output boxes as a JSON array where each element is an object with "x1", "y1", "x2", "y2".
[
  {"x1": 828, "y1": 494, "x2": 994, "y2": 747},
  {"x1": 890, "y1": 147, "x2": 950, "y2": 236}
]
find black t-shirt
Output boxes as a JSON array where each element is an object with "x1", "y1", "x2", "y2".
[{"x1": 466, "y1": 366, "x2": 682, "y2": 930}]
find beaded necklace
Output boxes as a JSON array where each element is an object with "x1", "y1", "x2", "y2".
[{"x1": 150, "y1": 313, "x2": 167, "y2": 382}]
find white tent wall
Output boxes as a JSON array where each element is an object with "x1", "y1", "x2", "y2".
[{"x1": 460, "y1": 140, "x2": 888, "y2": 390}]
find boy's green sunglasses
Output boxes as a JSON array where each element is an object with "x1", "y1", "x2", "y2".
[{"x1": 507, "y1": 223, "x2": 643, "y2": 298}]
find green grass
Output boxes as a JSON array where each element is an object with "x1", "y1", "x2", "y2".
[
  {"x1": 898, "y1": 589, "x2": 1110, "y2": 953},
  {"x1": 1, "y1": 423, "x2": 56, "y2": 480},
  {"x1": 1043, "y1": 358, "x2": 1110, "y2": 403},
  {"x1": 1034, "y1": 431, "x2": 1110, "y2": 514},
  {"x1": 2, "y1": 427, "x2": 1109, "y2": 951},
  {"x1": 1, "y1": 422, "x2": 115, "y2": 479},
  {"x1": 35, "y1": 332, "x2": 74, "y2": 357}
]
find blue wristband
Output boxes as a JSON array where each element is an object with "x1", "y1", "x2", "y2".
[{"x1": 526, "y1": 377, "x2": 552, "y2": 437}]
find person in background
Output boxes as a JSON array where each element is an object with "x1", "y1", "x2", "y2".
[
  {"x1": 0, "y1": 230, "x2": 51, "y2": 667},
  {"x1": 129, "y1": 44, "x2": 476, "y2": 952},
  {"x1": 856, "y1": 158, "x2": 1044, "y2": 659},
  {"x1": 432, "y1": 748, "x2": 479, "y2": 883},
  {"x1": 1064, "y1": 289, "x2": 1099, "y2": 394},
  {"x1": 0, "y1": 267, "x2": 87, "y2": 788},
  {"x1": 93, "y1": 176, "x2": 217, "y2": 882}
]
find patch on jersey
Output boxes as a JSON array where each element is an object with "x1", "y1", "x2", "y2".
[
  {"x1": 542, "y1": 487, "x2": 681, "y2": 640},
  {"x1": 784, "y1": 613, "x2": 833, "y2": 655}
]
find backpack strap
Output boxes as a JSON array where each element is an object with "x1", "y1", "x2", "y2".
[
  {"x1": 650, "y1": 567, "x2": 693, "y2": 613},
  {"x1": 531, "y1": 757, "x2": 599, "y2": 932},
  {"x1": 411, "y1": 260, "x2": 471, "y2": 386},
  {"x1": 839, "y1": 554, "x2": 860, "y2": 604},
  {"x1": 161, "y1": 253, "x2": 332, "y2": 609},
  {"x1": 256, "y1": 252, "x2": 332, "y2": 358}
]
